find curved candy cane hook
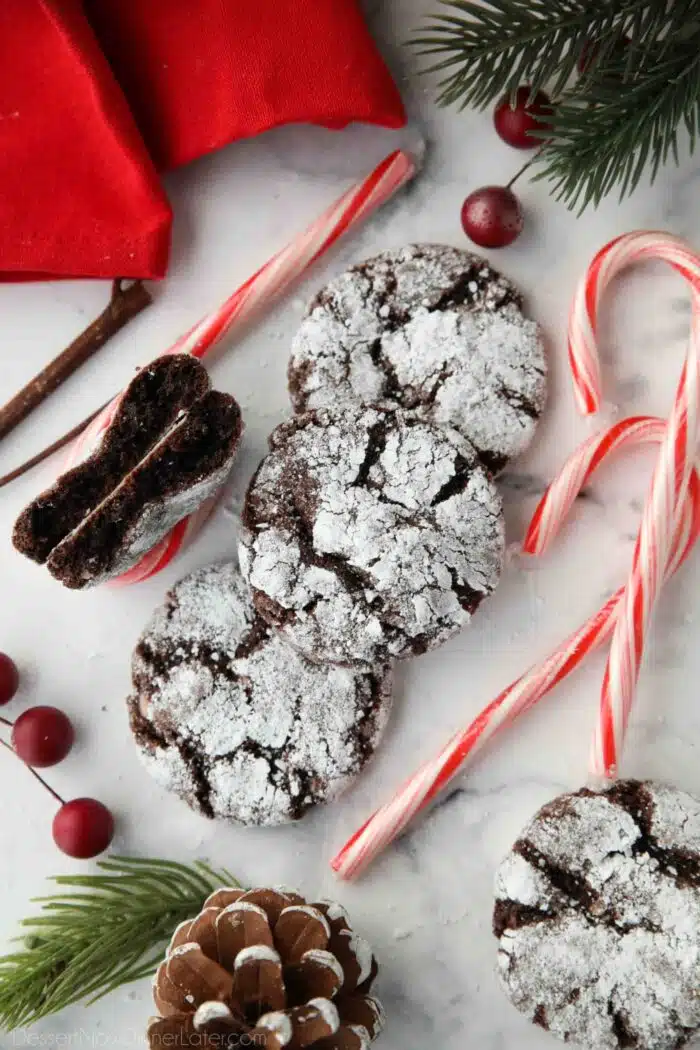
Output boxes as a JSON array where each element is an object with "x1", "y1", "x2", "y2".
[{"x1": 568, "y1": 232, "x2": 700, "y2": 777}]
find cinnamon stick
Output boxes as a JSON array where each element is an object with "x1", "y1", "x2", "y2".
[
  {"x1": 0, "y1": 279, "x2": 151, "y2": 444},
  {"x1": 0, "y1": 401, "x2": 109, "y2": 489}
]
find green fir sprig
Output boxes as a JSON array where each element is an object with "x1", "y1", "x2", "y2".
[
  {"x1": 414, "y1": 0, "x2": 700, "y2": 210},
  {"x1": 0, "y1": 856, "x2": 239, "y2": 1031}
]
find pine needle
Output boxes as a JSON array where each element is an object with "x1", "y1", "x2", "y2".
[
  {"x1": 0, "y1": 856, "x2": 240, "y2": 1031},
  {"x1": 413, "y1": 0, "x2": 700, "y2": 210}
]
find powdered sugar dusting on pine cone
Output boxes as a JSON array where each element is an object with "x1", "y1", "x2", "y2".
[{"x1": 148, "y1": 887, "x2": 384, "y2": 1050}]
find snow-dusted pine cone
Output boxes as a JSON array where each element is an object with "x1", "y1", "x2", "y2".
[{"x1": 148, "y1": 887, "x2": 385, "y2": 1049}]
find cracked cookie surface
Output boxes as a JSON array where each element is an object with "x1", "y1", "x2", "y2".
[
  {"x1": 128, "y1": 562, "x2": 392, "y2": 826},
  {"x1": 239, "y1": 405, "x2": 505, "y2": 667},
  {"x1": 288, "y1": 244, "x2": 547, "y2": 474},
  {"x1": 494, "y1": 779, "x2": 700, "y2": 1050}
]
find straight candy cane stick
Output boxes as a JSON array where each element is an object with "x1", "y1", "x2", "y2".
[
  {"x1": 332, "y1": 418, "x2": 700, "y2": 880},
  {"x1": 169, "y1": 149, "x2": 419, "y2": 360},
  {"x1": 62, "y1": 149, "x2": 420, "y2": 582},
  {"x1": 567, "y1": 233, "x2": 700, "y2": 777}
]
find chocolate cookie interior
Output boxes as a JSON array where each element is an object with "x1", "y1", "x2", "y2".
[
  {"x1": 46, "y1": 391, "x2": 243, "y2": 589},
  {"x1": 13, "y1": 355, "x2": 210, "y2": 563}
]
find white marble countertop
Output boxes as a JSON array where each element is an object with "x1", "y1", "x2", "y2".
[{"x1": 2, "y1": 4, "x2": 700, "y2": 1049}]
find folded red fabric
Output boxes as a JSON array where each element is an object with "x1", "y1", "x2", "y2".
[
  {"x1": 0, "y1": 0, "x2": 172, "y2": 280},
  {"x1": 0, "y1": 0, "x2": 404, "y2": 281},
  {"x1": 85, "y1": 0, "x2": 406, "y2": 171}
]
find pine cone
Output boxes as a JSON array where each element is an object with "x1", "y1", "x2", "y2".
[{"x1": 148, "y1": 887, "x2": 385, "y2": 1050}]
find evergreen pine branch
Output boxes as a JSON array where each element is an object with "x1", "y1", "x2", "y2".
[
  {"x1": 413, "y1": 0, "x2": 669, "y2": 108},
  {"x1": 536, "y1": 34, "x2": 700, "y2": 210},
  {"x1": 0, "y1": 856, "x2": 240, "y2": 1031},
  {"x1": 412, "y1": 0, "x2": 700, "y2": 210}
]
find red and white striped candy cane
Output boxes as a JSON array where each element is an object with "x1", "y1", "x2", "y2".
[
  {"x1": 568, "y1": 233, "x2": 700, "y2": 777},
  {"x1": 524, "y1": 416, "x2": 670, "y2": 557},
  {"x1": 64, "y1": 149, "x2": 419, "y2": 583},
  {"x1": 331, "y1": 416, "x2": 700, "y2": 879}
]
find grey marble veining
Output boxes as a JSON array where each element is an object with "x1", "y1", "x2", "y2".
[{"x1": 2, "y1": 3, "x2": 700, "y2": 1049}]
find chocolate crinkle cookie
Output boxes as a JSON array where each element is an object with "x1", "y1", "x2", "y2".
[
  {"x1": 239, "y1": 405, "x2": 505, "y2": 668},
  {"x1": 288, "y1": 243, "x2": 547, "y2": 474},
  {"x1": 13, "y1": 354, "x2": 243, "y2": 588},
  {"x1": 128, "y1": 562, "x2": 392, "y2": 826},
  {"x1": 494, "y1": 779, "x2": 700, "y2": 1050}
]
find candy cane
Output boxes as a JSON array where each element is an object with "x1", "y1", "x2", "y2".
[
  {"x1": 524, "y1": 416, "x2": 669, "y2": 557},
  {"x1": 567, "y1": 233, "x2": 700, "y2": 777},
  {"x1": 331, "y1": 417, "x2": 700, "y2": 879},
  {"x1": 63, "y1": 148, "x2": 419, "y2": 582}
]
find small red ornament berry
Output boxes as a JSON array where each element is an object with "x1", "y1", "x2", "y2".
[
  {"x1": 0, "y1": 653, "x2": 19, "y2": 706},
  {"x1": 12, "y1": 705, "x2": 74, "y2": 767},
  {"x1": 461, "y1": 186, "x2": 523, "y2": 249},
  {"x1": 493, "y1": 87, "x2": 552, "y2": 149},
  {"x1": 52, "y1": 798, "x2": 114, "y2": 859}
]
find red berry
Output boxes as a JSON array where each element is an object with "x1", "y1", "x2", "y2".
[
  {"x1": 0, "y1": 653, "x2": 19, "y2": 705},
  {"x1": 493, "y1": 87, "x2": 552, "y2": 149},
  {"x1": 52, "y1": 798, "x2": 114, "y2": 859},
  {"x1": 12, "y1": 706, "x2": 74, "y2": 767},
  {"x1": 461, "y1": 186, "x2": 523, "y2": 249}
]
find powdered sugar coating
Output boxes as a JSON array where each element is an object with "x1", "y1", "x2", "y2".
[
  {"x1": 494, "y1": 780, "x2": 700, "y2": 1050},
  {"x1": 235, "y1": 945, "x2": 281, "y2": 968},
  {"x1": 302, "y1": 950, "x2": 345, "y2": 987},
  {"x1": 258, "y1": 1012, "x2": 293, "y2": 1044},
  {"x1": 129, "y1": 562, "x2": 393, "y2": 826},
  {"x1": 307, "y1": 999, "x2": 340, "y2": 1033},
  {"x1": 240, "y1": 405, "x2": 504, "y2": 667},
  {"x1": 288, "y1": 244, "x2": 546, "y2": 474}
]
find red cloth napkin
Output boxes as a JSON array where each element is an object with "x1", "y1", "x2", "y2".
[
  {"x1": 0, "y1": 0, "x2": 405, "y2": 281},
  {"x1": 86, "y1": 0, "x2": 407, "y2": 171},
  {"x1": 0, "y1": 0, "x2": 172, "y2": 281}
]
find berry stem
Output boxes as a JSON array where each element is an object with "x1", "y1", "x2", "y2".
[
  {"x1": 0, "y1": 737, "x2": 65, "y2": 805},
  {"x1": 0, "y1": 714, "x2": 12, "y2": 728},
  {"x1": 507, "y1": 155, "x2": 538, "y2": 189}
]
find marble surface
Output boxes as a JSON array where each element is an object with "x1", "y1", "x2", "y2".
[{"x1": 2, "y1": 4, "x2": 700, "y2": 1049}]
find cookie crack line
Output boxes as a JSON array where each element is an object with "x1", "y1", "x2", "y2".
[
  {"x1": 493, "y1": 900, "x2": 556, "y2": 938},
  {"x1": 495, "y1": 379, "x2": 542, "y2": 422},
  {"x1": 292, "y1": 499, "x2": 377, "y2": 598},
  {"x1": 368, "y1": 339, "x2": 403, "y2": 402},
  {"x1": 515, "y1": 839, "x2": 601, "y2": 914},
  {"x1": 352, "y1": 419, "x2": 389, "y2": 488},
  {"x1": 430, "y1": 453, "x2": 475, "y2": 507},
  {"x1": 137, "y1": 638, "x2": 239, "y2": 685},
  {"x1": 129, "y1": 700, "x2": 215, "y2": 819},
  {"x1": 593, "y1": 782, "x2": 700, "y2": 888}
]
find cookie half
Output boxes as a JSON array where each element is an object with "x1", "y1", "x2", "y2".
[
  {"x1": 128, "y1": 562, "x2": 393, "y2": 826},
  {"x1": 13, "y1": 355, "x2": 243, "y2": 588},
  {"x1": 288, "y1": 244, "x2": 546, "y2": 474},
  {"x1": 239, "y1": 405, "x2": 505, "y2": 667},
  {"x1": 494, "y1": 779, "x2": 700, "y2": 1050}
]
